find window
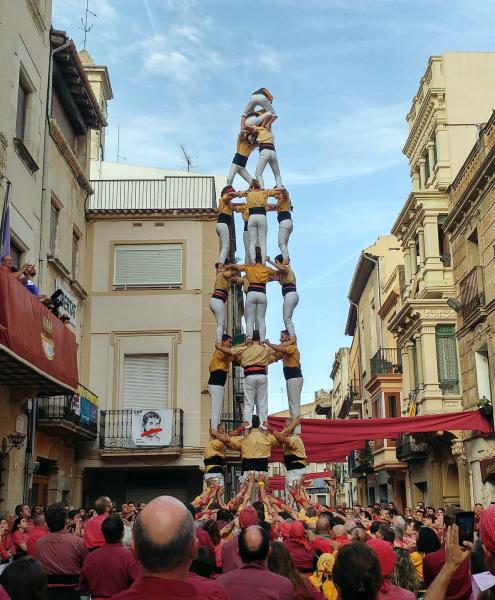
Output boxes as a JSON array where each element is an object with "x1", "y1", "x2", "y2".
[
  {"x1": 9, "y1": 240, "x2": 24, "y2": 269},
  {"x1": 114, "y1": 244, "x2": 182, "y2": 289},
  {"x1": 436, "y1": 325, "x2": 460, "y2": 395},
  {"x1": 433, "y1": 138, "x2": 438, "y2": 165},
  {"x1": 52, "y1": 90, "x2": 76, "y2": 150},
  {"x1": 49, "y1": 205, "x2": 59, "y2": 255},
  {"x1": 16, "y1": 78, "x2": 29, "y2": 140},
  {"x1": 386, "y1": 394, "x2": 399, "y2": 418},
  {"x1": 72, "y1": 231, "x2": 79, "y2": 279},
  {"x1": 425, "y1": 152, "x2": 430, "y2": 181},
  {"x1": 123, "y1": 354, "x2": 169, "y2": 410},
  {"x1": 467, "y1": 229, "x2": 480, "y2": 270},
  {"x1": 438, "y1": 214, "x2": 450, "y2": 267},
  {"x1": 475, "y1": 349, "x2": 492, "y2": 403},
  {"x1": 412, "y1": 341, "x2": 419, "y2": 389}
]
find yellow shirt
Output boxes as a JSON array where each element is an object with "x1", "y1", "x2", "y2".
[
  {"x1": 217, "y1": 195, "x2": 233, "y2": 216},
  {"x1": 276, "y1": 193, "x2": 291, "y2": 213},
  {"x1": 236, "y1": 134, "x2": 254, "y2": 158},
  {"x1": 283, "y1": 343, "x2": 301, "y2": 369},
  {"x1": 209, "y1": 349, "x2": 234, "y2": 373},
  {"x1": 234, "y1": 204, "x2": 249, "y2": 222},
  {"x1": 298, "y1": 509, "x2": 318, "y2": 528},
  {"x1": 279, "y1": 267, "x2": 296, "y2": 285},
  {"x1": 231, "y1": 344, "x2": 276, "y2": 367},
  {"x1": 204, "y1": 438, "x2": 225, "y2": 472},
  {"x1": 246, "y1": 189, "x2": 273, "y2": 210},
  {"x1": 229, "y1": 428, "x2": 278, "y2": 459},
  {"x1": 237, "y1": 264, "x2": 277, "y2": 284},
  {"x1": 252, "y1": 126, "x2": 274, "y2": 146},
  {"x1": 410, "y1": 551, "x2": 424, "y2": 582},
  {"x1": 284, "y1": 435, "x2": 306, "y2": 461},
  {"x1": 214, "y1": 269, "x2": 232, "y2": 291}
]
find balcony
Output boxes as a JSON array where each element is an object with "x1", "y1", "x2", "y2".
[
  {"x1": 370, "y1": 348, "x2": 402, "y2": 378},
  {"x1": 460, "y1": 266, "x2": 485, "y2": 325},
  {"x1": 99, "y1": 409, "x2": 183, "y2": 455},
  {"x1": 396, "y1": 434, "x2": 428, "y2": 462},
  {"x1": 349, "y1": 446, "x2": 374, "y2": 477},
  {"x1": 36, "y1": 385, "x2": 98, "y2": 441},
  {"x1": 220, "y1": 414, "x2": 243, "y2": 434}
]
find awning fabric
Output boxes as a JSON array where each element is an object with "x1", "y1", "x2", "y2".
[
  {"x1": 267, "y1": 409, "x2": 491, "y2": 463},
  {"x1": 268, "y1": 470, "x2": 334, "y2": 491},
  {"x1": 0, "y1": 270, "x2": 78, "y2": 394}
]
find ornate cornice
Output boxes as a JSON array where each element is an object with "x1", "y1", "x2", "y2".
[{"x1": 26, "y1": 0, "x2": 47, "y2": 35}]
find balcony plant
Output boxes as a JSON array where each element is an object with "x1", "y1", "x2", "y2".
[{"x1": 477, "y1": 397, "x2": 493, "y2": 419}]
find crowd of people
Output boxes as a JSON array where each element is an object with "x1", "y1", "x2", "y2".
[{"x1": 0, "y1": 489, "x2": 493, "y2": 600}]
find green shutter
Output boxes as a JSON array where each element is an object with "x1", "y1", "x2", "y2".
[{"x1": 435, "y1": 325, "x2": 460, "y2": 394}]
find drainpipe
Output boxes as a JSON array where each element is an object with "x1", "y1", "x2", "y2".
[
  {"x1": 39, "y1": 33, "x2": 71, "y2": 290},
  {"x1": 350, "y1": 301, "x2": 366, "y2": 418},
  {"x1": 362, "y1": 254, "x2": 384, "y2": 350}
]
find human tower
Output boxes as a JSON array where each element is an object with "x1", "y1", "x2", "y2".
[{"x1": 200, "y1": 88, "x2": 307, "y2": 503}]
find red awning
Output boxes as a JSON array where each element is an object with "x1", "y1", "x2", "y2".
[
  {"x1": 268, "y1": 470, "x2": 334, "y2": 491},
  {"x1": 0, "y1": 270, "x2": 78, "y2": 394}
]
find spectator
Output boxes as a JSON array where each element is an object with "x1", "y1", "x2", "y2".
[
  {"x1": 66, "y1": 511, "x2": 83, "y2": 538},
  {"x1": 331, "y1": 524, "x2": 349, "y2": 548},
  {"x1": 0, "y1": 518, "x2": 14, "y2": 563},
  {"x1": 379, "y1": 526, "x2": 395, "y2": 545},
  {"x1": 137, "y1": 502, "x2": 146, "y2": 513},
  {"x1": 0, "y1": 256, "x2": 13, "y2": 272},
  {"x1": 333, "y1": 543, "x2": 381, "y2": 600},
  {"x1": 79, "y1": 514, "x2": 140, "y2": 598},
  {"x1": 184, "y1": 503, "x2": 215, "y2": 554},
  {"x1": 389, "y1": 547, "x2": 421, "y2": 596},
  {"x1": 14, "y1": 505, "x2": 32, "y2": 532},
  {"x1": 313, "y1": 514, "x2": 333, "y2": 554},
  {"x1": 284, "y1": 521, "x2": 315, "y2": 573},
  {"x1": 423, "y1": 506, "x2": 472, "y2": 600},
  {"x1": 268, "y1": 540, "x2": 324, "y2": 599},
  {"x1": 309, "y1": 553, "x2": 338, "y2": 600},
  {"x1": 217, "y1": 525, "x2": 293, "y2": 600},
  {"x1": 11, "y1": 517, "x2": 29, "y2": 559},
  {"x1": 35, "y1": 503, "x2": 87, "y2": 600},
  {"x1": 221, "y1": 506, "x2": 259, "y2": 573},
  {"x1": 367, "y1": 539, "x2": 415, "y2": 599},
  {"x1": 111, "y1": 496, "x2": 206, "y2": 600},
  {"x1": 27, "y1": 513, "x2": 48, "y2": 556},
  {"x1": 351, "y1": 527, "x2": 368, "y2": 544},
  {"x1": 188, "y1": 546, "x2": 229, "y2": 600},
  {"x1": 190, "y1": 546, "x2": 216, "y2": 578},
  {"x1": 0, "y1": 556, "x2": 47, "y2": 600},
  {"x1": 410, "y1": 526, "x2": 441, "y2": 584},
  {"x1": 83, "y1": 496, "x2": 112, "y2": 550}
]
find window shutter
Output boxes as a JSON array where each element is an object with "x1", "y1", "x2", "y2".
[
  {"x1": 114, "y1": 244, "x2": 182, "y2": 288},
  {"x1": 435, "y1": 325, "x2": 459, "y2": 394},
  {"x1": 123, "y1": 354, "x2": 169, "y2": 410}
]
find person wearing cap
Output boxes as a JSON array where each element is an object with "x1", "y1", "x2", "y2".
[
  {"x1": 216, "y1": 187, "x2": 237, "y2": 268},
  {"x1": 241, "y1": 88, "x2": 277, "y2": 129},
  {"x1": 208, "y1": 335, "x2": 234, "y2": 429},
  {"x1": 227, "y1": 131, "x2": 256, "y2": 187},
  {"x1": 220, "y1": 506, "x2": 259, "y2": 573},
  {"x1": 283, "y1": 520, "x2": 315, "y2": 573},
  {"x1": 367, "y1": 538, "x2": 415, "y2": 599}
]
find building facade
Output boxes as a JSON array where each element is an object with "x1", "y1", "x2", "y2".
[
  {"x1": 445, "y1": 110, "x2": 495, "y2": 505},
  {"x1": 389, "y1": 53, "x2": 495, "y2": 509}
]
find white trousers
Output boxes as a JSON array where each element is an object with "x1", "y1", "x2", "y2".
[
  {"x1": 245, "y1": 291, "x2": 267, "y2": 340},
  {"x1": 209, "y1": 297, "x2": 226, "y2": 341},
  {"x1": 243, "y1": 229, "x2": 250, "y2": 263},
  {"x1": 243, "y1": 374, "x2": 268, "y2": 424},
  {"x1": 248, "y1": 214, "x2": 267, "y2": 265},
  {"x1": 243, "y1": 93, "x2": 276, "y2": 120},
  {"x1": 283, "y1": 290, "x2": 299, "y2": 337},
  {"x1": 216, "y1": 222, "x2": 230, "y2": 264},
  {"x1": 255, "y1": 149, "x2": 283, "y2": 189},
  {"x1": 227, "y1": 163, "x2": 253, "y2": 187},
  {"x1": 208, "y1": 383, "x2": 225, "y2": 429},
  {"x1": 278, "y1": 219, "x2": 293, "y2": 260},
  {"x1": 287, "y1": 376, "x2": 303, "y2": 423},
  {"x1": 285, "y1": 467, "x2": 307, "y2": 501}
]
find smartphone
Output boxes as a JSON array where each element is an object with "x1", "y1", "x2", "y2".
[{"x1": 456, "y1": 511, "x2": 475, "y2": 546}]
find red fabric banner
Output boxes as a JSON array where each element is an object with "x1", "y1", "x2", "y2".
[
  {"x1": 268, "y1": 470, "x2": 334, "y2": 491},
  {"x1": 267, "y1": 410, "x2": 491, "y2": 463},
  {"x1": 0, "y1": 270, "x2": 78, "y2": 391}
]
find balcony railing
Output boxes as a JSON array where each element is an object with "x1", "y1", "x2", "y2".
[
  {"x1": 460, "y1": 266, "x2": 485, "y2": 322},
  {"x1": 439, "y1": 378, "x2": 460, "y2": 395},
  {"x1": 99, "y1": 409, "x2": 183, "y2": 450},
  {"x1": 36, "y1": 390, "x2": 97, "y2": 441},
  {"x1": 370, "y1": 348, "x2": 402, "y2": 378},
  {"x1": 396, "y1": 434, "x2": 428, "y2": 462},
  {"x1": 220, "y1": 414, "x2": 243, "y2": 434}
]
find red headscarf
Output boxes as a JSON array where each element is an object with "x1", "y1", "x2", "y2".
[
  {"x1": 480, "y1": 505, "x2": 495, "y2": 553},
  {"x1": 289, "y1": 521, "x2": 313, "y2": 552},
  {"x1": 367, "y1": 539, "x2": 396, "y2": 592}
]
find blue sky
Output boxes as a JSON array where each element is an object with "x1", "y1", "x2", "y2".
[{"x1": 54, "y1": 0, "x2": 495, "y2": 414}]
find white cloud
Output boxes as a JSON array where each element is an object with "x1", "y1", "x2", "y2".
[{"x1": 144, "y1": 51, "x2": 192, "y2": 81}]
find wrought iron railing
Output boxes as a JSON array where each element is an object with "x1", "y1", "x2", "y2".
[
  {"x1": 220, "y1": 414, "x2": 244, "y2": 434},
  {"x1": 396, "y1": 434, "x2": 428, "y2": 462},
  {"x1": 370, "y1": 348, "x2": 402, "y2": 377},
  {"x1": 36, "y1": 392, "x2": 97, "y2": 435},
  {"x1": 460, "y1": 266, "x2": 485, "y2": 321},
  {"x1": 99, "y1": 409, "x2": 183, "y2": 449},
  {"x1": 439, "y1": 378, "x2": 460, "y2": 395}
]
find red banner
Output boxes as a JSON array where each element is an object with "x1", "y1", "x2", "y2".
[
  {"x1": 268, "y1": 409, "x2": 491, "y2": 463},
  {"x1": 268, "y1": 470, "x2": 334, "y2": 491},
  {"x1": 0, "y1": 270, "x2": 78, "y2": 391}
]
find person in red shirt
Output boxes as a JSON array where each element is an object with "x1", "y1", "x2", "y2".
[
  {"x1": 26, "y1": 513, "x2": 48, "y2": 556},
  {"x1": 367, "y1": 539, "x2": 415, "y2": 599},
  {"x1": 79, "y1": 514, "x2": 140, "y2": 597},
  {"x1": 83, "y1": 495, "x2": 112, "y2": 550},
  {"x1": 283, "y1": 521, "x2": 315, "y2": 573},
  {"x1": 189, "y1": 547, "x2": 229, "y2": 600},
  {"x1": 221, "y1": 505, "x2": 259, "y2": 573},
  {"x1": 111, "y1": 495, "x2": 205, "y2": 600},
  {"x1": 14, "y1": 504, "x2": 33, "y2": 533},
  {"x1": 11, "y1": 517, "x2": 29, "y2": 558}
]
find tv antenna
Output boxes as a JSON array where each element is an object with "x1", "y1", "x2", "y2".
[
  {"x1": 180, "y1": 145, "x2": 198, "y2": 172},
  {"x1": 80, "y1": 0, "x2": 97, "y2": 49},
  {"x1": 116, "y1": 124, "x2": 126, "y2": 163}
]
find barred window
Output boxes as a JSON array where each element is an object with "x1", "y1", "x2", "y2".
[{"x1": 436, "y1": 325, "x2": 460, "y2": 394}]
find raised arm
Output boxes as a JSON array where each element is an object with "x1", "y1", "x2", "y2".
[
  {"x1": 209, "y1": 427, "x2": 231, "y2": 445},
  {"x1": 215, "y1": 341, "x2": 235, "y2": 356},
  {"x1": 280, "y1": 417, "x2": 301, "y2": 437},
  {"x1": 266, "y1": 257, "x2": 288, "y2": 273}
]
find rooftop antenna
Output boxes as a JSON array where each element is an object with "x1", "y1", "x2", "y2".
[
  {"x1": 116, "y1": 124, "x2": 126, "y2": 163},
  {"x1": 180, "y1": 145, "x2": 198, "y2": 172},
  {"x1": 80, "y1": 0, "x2": 97, "y2": 49}
]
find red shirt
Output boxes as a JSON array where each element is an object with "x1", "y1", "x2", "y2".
[
  {"x1": 313, "y1": 536, "x2": 334, "y2": 554},
  {"x1": 283, "y1": 539, "x2": 315, "y2": 572},
  {"x1": 188, "y1": 572, "x2": 229, "y2": 600},
  {"x1": 196, "y1": 527, "x2": 215, "y2": 553},
  {"x1": 27, "y1": 526, "x2": 48, "y2": 556},
  {"x1": 378, "y1": 583, "x2": 415, "y2": 599},
  {"x1": 79, "y1": 543, "x2": 141, "y2": 597},
  {"x1": 423, "y1": 547, "x2": 472, "y2": 600},
  {"x1": 84, "y1": 514, "x2": 108, "y2": 549},
  {"x1": 221, "y1": 536, "x2": 241, "y2": 573},
  {"x1": 36, "y1": 530, "x2": 88, "y2": 575},
  {"x1": 217, "y1": 562, "x2": 294, "y2": 600},
  {"x1": 12, "y1": 530, "x2": 28, "y2": 551},
  {"x1": 111, "y1": 576, "x2": 201, "y2": 600}
]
